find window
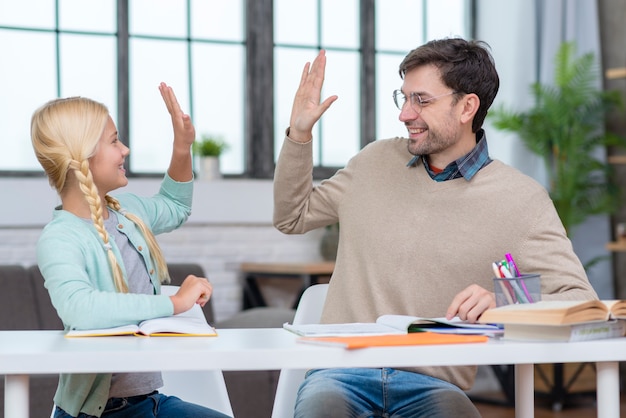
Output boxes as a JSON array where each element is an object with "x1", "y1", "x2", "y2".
[
  {"x1": 0, "y1": 0, "x2": 469, "y2": 178},
  {"x1": 0, "y1": 0, "x2": 117, "y2": 172},
  {"x1": 0, "y1": 0, "x2": 244, "y2": 175},
  {"x1": 128, "y1": 0, "x2": 245, "y2": 174},
  {"x1": 375, "y1": 0, "x2": 470, "y2": 142},
  {"x1": 274, "y1": 0, "x2": 361, "y2": 168},
  {"x1": 273, "y1": 0, "x2": 469, "y2": 175}
]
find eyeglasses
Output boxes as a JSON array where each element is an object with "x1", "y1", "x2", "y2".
[{"x1": 392, "y1": 90, "x2": 457, "y2": 112}]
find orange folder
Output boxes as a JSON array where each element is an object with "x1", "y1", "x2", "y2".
[{"x1": 298, "y1": 331, "x2": 488, "y2": 350}]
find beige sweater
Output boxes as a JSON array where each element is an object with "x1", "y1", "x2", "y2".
[{"x1": 273, "y1": 136, "x2": 597, "y2": 390}]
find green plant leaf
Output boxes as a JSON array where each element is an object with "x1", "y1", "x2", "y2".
[
  {"x1": 193, "y1": 135, "x2": 229, "y2": 157},
  {"x1": 488, "y1": 41, "x2": 626, "y2": 235}
]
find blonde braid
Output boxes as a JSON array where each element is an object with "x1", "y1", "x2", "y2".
[
  {"x1": 71, "y1": 159, "x2": 128, "y2": 293},
  {"x1": 106, "y1": 196, "x2": 171, "y2": 285}
]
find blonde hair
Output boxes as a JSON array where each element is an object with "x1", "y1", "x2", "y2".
[{"x1": 31, "y1": 97, "x2": 170, "y2": 292}]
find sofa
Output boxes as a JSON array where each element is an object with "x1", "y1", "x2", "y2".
[{"x1": 0, "y1": 263, "x2": 295, "y2": 418}]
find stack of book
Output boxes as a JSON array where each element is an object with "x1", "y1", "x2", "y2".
[{"x1": 478, "y1": 299, "x2": 626, "y2": 342}]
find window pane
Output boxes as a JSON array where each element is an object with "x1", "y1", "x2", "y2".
[
  {"x1": 60, "y1": 34, "x2": 117, "y2": 118},
  {"x1": 274, "y1": 48, "x2": 359, "y2": 168},
  {"x1": 59, "y1": 0, "x2": 116, "y2": 32},
  {"x1": 274, "y1": 48, "x2": 321, "y2": 164},
  {"x1": 274, "y1": 0, "x2": 318, "y2": 46},
  {"x1": 376, "y1": 0, "x2": 425, "y2": 52},
  {"x1": 376, "y1": 54, "x2": 407, "y2": 141},
  {"x1": 320, "y1": 50, "x2": 360, "y2": 165},
  {"x1": 0, "y1": 30, "x2": 57, "y2": 171},
  {"x1": 274, "y1": 48, "x2": 319, "y2": 165},
  {"x1": 321, "y1": 0, "x2": 359, "y2": 49},
  {"x1": 130, "y1": 0, "x2": 187, "y2": 38},
  {"x1": 192, "y1": 43, "x2": 245, "y2": 174},
  {"x1": 0, "y1": 0, "x2": 55, "y2": 28},
  {"x1": 375, "y1": 0, "x2": 470, "y2": 142},
  {"x1": 129, "y1": 38, "x2": 189, "y2": 173},
  {"x1": 191, "y1": 0, "x2": 244, "y2": 41}
]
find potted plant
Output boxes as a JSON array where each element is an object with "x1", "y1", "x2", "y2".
[
  {"x1": 192, "y1": 135, "x2": 229, "y2": 180},
  {"x1": 489, "y1": 41, "x2": 626, "y2": 236}
]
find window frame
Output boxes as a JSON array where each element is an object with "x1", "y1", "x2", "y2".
[{"x1": 0, "y1": 0, "x2": 473, "y2": 179}]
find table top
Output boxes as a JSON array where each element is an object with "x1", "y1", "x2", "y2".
[
  {"x1": 1, "y1": 329, "x2": 626, "y2": 375},
  {"x1": 239, "y1": 261, "x2": 335, "y2": 275}
]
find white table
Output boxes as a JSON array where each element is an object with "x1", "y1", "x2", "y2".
[{"x1": 0, "y1": 329, "x2": 623, "y2": 418}]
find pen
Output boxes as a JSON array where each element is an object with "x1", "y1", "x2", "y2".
[
  {"x1": 499, "y1": 261, "x2": 527, "y2": 303},
  {"x1": 496, "y1": 261, "x2": 518, "y2": 303},
  {"x1": 505, "y1": 253, "x2": 534, "y2": 303},
  {"x1": 492, "y1": 262, "x2": 503, "y2": 278},
  {"x1": 504, "y1": 253, "x2": 521, "y2": 277},
  {"x1": 493, "y1": 262, "x2": 514, "y2": 305}
]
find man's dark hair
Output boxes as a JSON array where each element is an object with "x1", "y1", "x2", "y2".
[{"x1": 399, "y1": 38, "x2": 499, "y2": 133}]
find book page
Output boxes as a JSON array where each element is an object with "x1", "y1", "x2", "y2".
[
  {"x1": 65, "y1": 304, "x2": 216, "y2": 337},
  {"x1": 65, "y1": 324, "x2": 139, "y2": 338},
  {"x1": 283, "y1": 322, "x2": 404, "y2": 337},
  {"x1": 283, "y1": 315, "x2": 502, "y2": 337},
  {"x1": 479, "y1": 300, "x2": 609, "y2": 325},
  {"x1": 604, "y1": 300, "x2": 626, "y2": 319},
  {"x1": 138, "y1": 314, "x2": 217, "y2": 336},
  {"x1": 376, "y1": 315, "x2": 501, "y2": 333}
]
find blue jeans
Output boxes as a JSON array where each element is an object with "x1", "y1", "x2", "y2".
[
  {"x1": 294, "y1": 368, "x2": 481, "y2": 418},
  {"x1": 53, "y1": 391, "x2": 231, "y2": 418}
]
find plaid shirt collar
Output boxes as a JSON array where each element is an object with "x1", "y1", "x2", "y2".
[{"x1": 406, "y1": 129, "x2": 491, "y2": 182}]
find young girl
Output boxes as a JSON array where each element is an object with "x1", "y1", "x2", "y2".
[{"x1": 31, "y1": 83, "x2": 230, "y2": 418}]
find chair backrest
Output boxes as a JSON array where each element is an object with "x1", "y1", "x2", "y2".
[
  {"x1": 159, "y1": 370, "x2": 234, "y2": 416},
  {"x1": 271, "y1": 283, "x2": 329, "y2": 418},
  {"x1": 166, "y1": 263, "x2": 215, "y2": 324}
]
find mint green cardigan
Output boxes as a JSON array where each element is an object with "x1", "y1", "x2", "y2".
[{"x1": 37, "y1": 174, "x2": 193, "y2": 417}]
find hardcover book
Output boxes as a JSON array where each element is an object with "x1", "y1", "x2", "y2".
[
  {"x1": 502, "y1": 320, "x2": 626, "y2": 342},
  {"x1": 479, "y1": 300, "x2": 626, "y2": 326}
]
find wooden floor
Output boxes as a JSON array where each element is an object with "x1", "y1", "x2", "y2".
[
  {"x1": 469, "y1": 362, "x2": 626, "y2": 417},
  {"x1": 473, "y1": 391, "x2": 624, "y2": 417}
]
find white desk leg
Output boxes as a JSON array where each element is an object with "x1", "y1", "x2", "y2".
[
  {"x1": 596, "y1": 361, "x2": 620, "y2": 418},
  {"x1": 5, "y1": 374, "x2": 29, "y2": 418},
  {"x1": 514, "y1": 364, "x2": 534, "y2": 418}
]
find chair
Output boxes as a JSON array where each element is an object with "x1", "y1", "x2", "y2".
[
  {"x1": 159, "y1": 285, "x2": 234, "y2": 416},
  {"x1": 271, "y1": 283, "x2": 329, "y2": 418},
  {"x1": 169, "y1": 263, "x2": 295, "y2": 418},
  {"x1": 165, "y1": 263, "x2": 215, "y2": 324},
  {"x1": 51, "y1": 285, "x2": 234, "y2": 418}
]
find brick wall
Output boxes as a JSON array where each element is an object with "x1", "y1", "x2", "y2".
[{"x1": 0, "y1": 223, "x2": 324, "y2": 323}]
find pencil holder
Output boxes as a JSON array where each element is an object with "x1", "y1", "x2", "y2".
[{"x1": 494, "y1": 274, "x2": 541, "y2": 306}]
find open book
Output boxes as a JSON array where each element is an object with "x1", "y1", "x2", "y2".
[
  {"x1": 478, "y1": 300, "x2": 626, "y2": 326},
  {"x1": 283, "y1": 314, "x2": 502, "y2": 337},
  {"x1": 65, "y1": 303, "x2": 217, "y2": 338}
]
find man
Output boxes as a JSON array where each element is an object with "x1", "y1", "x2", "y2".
[{"x1": 273, "y1": 38, "x2": 597, "y2": 417}]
